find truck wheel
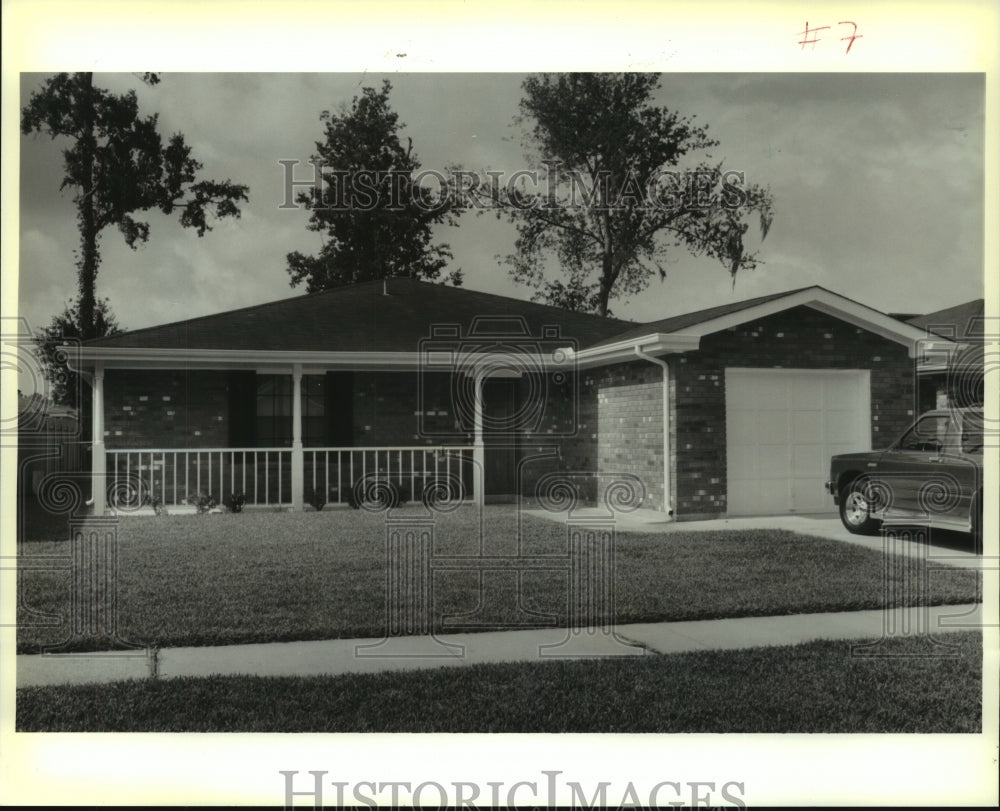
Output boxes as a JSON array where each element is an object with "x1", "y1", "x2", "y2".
[{"x1": 839, "y1": 478, "x2": 881, "y2": 535}]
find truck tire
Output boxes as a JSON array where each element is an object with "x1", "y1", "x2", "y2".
[{"x1": 839, "y1": 477, "x2": 881, "y2": 535}]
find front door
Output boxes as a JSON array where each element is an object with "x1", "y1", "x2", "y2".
[{"x1": 483, "y1": 377, "x2": 521, "y2": 498}]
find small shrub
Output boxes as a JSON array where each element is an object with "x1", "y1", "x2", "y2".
[
  {"x1": 224, "y1": 493, "x2": 246, "y2": 513},
  {"x1": 306, "y1": 490, "x2": 326, "y2": 512},
  {"x1": 185, "y1": 491, "x2": 218, "y2": 514}
]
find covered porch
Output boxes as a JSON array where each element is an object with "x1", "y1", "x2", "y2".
[{"x1": 78, "y1": 346, "x2": 566, "y2": 513}]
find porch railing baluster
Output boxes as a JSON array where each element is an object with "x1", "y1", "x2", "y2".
[{"x1": 101, "y1": 444, "x2": 474, "y2": 512}]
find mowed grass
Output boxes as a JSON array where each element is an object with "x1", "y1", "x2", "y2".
[
  {"x1": 16, "y1": 632, "x2": 982, "y2": 732},
  {"x1": 17, "y1": 507, "x2": 980, "y2": 653}
]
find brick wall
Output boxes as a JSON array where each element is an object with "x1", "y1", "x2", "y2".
[
  {"x1": 103, "y1": 370, "x2": 228, "y2": 448},
  {"x1": 577, "y1": 361, "x2": 666, "y2": 511},
  {"x1": 672, "y1": 305, "x2": 914, "y2": 519}
]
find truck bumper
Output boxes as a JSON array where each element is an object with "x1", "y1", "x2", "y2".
[{"x1": 826, "y1": 479, "x2": 840, "y2": 504}]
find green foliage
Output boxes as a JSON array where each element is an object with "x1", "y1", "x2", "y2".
[
  {"x1": 17, "y1": 511, "x2": 980, "y2": 654},
  {"x1": 184, "y1": 491, "x2": 218, "y2": 514},
  {"x1": 21, "y1": 72, "x2": 249, "y2": 339},
  {"x1": 286, "y1": 80, "x2": 460, "y2": 292},
  {"x1": 16, "y1": 634, "x2": 982, "y2": 732},
  {"x1": 33, "y1": 298, "x2": 122, "y2": 408},
  {"x1": 224, "y1": 494, "x2": 247, "y2": 513},
  {"x1": 503, "y1": 73, "x2": 775, "y2": 316}
]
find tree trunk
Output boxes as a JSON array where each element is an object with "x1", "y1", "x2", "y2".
[
  {"x1": 598, "y1": 255, "x2": 613, "y2": 317},
  {"x1": 598, "y1": 210, "x2": 614, "y2": 317},
  {"x1": 77, "y1": 72, "x2": 99, "y2": 341}
]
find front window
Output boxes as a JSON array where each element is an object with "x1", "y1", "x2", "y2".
[{"x1": 255, "y1": 374, "x2": 327, "y2": 447}]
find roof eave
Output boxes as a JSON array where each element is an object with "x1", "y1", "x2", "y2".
[
  {"x1": 569, "y1": 333, "x2": 701, "y2": 368},
  {"x1": 665, "y1": 290, "x2": 945, "y2": 358},
  {"x1": 72, "y1": 346, "x2": 577, "y2": 373}
]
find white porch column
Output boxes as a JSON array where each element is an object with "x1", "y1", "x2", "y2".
[
  {"x1": 472, "y1": 371, "x2": 485, "y2": 508},
  {"x1": 290, "y1": 364, "x2": 304, "y2": 511},
  {"x1": 91, "y1": 363, "x2": 106, "y2": 515}
]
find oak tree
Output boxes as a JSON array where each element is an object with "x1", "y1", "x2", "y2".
[
  {"x1": 21, "y1": 72, "x2": 249, "y2": 339},
  {"x1": 502, "y1": 73, "x2": 774, "y2": 316},
  {"x1": 286, "y1": 81, "x2": 461, "y2": 292}
]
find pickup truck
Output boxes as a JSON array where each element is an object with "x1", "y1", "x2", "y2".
[{"x1": 827, "y1": 408, "x2": 983, "y2": 551}]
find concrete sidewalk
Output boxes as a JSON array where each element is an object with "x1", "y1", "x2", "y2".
[
  {"x1": 522, "y1": 509, "x2": 984, "y2": 570},
  {"x1": 16, "y1": 602, "x2": 984, "y2": 688}
]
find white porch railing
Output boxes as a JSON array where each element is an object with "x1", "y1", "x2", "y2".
[
  {"x1": 304, "y1": 446, "x2": 474, "y2": 506},
  {"x1": 103, "y1": 446, "x2": 474, "y2": 510}
]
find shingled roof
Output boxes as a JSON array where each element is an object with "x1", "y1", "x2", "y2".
[
  {"x1": 85, "y1": 277, "x2": 634, "y2": 352},
  {"x1": 586, "y1": 288, "x2": 812, "y2": 347},
  {"x1": 907, "y1": 299, "x2": 985, "y2": 341}
]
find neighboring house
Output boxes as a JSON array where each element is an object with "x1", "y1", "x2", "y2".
[
  {"x1": 72, "y1": 279, "x2": 940, "y2": 520},
  {"x1": 17, "y1": 392, "x2": 82, "y2": 494},
  {"x1": 905, "y1": 299, "x2": 986, "y2": 413}
]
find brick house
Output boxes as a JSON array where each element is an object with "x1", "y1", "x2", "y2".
[
  {"x1": 905, "y1": 298, "x2": 986, "y2": 413},
  {"x1": 73, "y1": 279, "x2": 937, "y2": 520}
]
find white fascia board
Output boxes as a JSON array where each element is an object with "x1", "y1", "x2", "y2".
[
  {"x1": 73, "y1": 348, "x2": 422, "y2": 371},
  {"x1": 73, "y1": 347, "x2": 572, "y2": 373},
  {"x1": 568, "y1": 333, "x2": 701, "y2": 368},
  {"x1": 675, "y1": 289, "x2": 940, "y2": 358}
]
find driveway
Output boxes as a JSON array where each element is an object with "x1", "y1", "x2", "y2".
[{"x1": 522, "y1": 508, "x2": 984, "y2": 570}]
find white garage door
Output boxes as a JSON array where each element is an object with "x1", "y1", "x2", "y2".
[{"x1": 725, "y1": 369, "x2": 871, "y2": 515}]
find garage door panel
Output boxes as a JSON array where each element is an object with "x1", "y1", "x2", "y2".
[
  {"x1": 726, "y1": 369, "x2": 870, "y2": 516},
  {"x1": 752, "y1": 381, "x2": 790, "y2": 409},
  {"x1": 758, "y1": 444, "x2": 788, "y2": 479},
  {"x1": 792, "y1": 410, "x2": 822, "y2": 442},
  {"x1": 826, "y1": 409, "x2": 860, "y2": 441},
  {"x1": 792, "y1": 476, "x2": 829, "y2": 512},
  {"x1": 788, "y1": 379, "x2": 824, "y2": 408},
  {"x1": 791, "y1": 443, "x2": 825, "y2": 474},
  {"x1": 728, "y1": 478, "x2": 758, "y2": 515},
  {"x1": 757, "y1": 411, "x2": 789, "y2": 443},
  {"x1": 726, "y1": 444, "x2": 757, "y2": 481},
  {"x1": 727, "y1": 409, "x2": 758, "y2": 441},
  {"x1": 757, "y1": 481, "x2": 790, "y2": 514}
]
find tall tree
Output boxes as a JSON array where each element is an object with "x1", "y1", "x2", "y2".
[
  {"x1": 21, "y1": 73, "x2": 249, "y2": 339},
  {"x1": 286, "y1": 80, "x2": 461, "y2": 292},
  {"x1": 501, "y1": 73, "x2": 774, "y2": 316}
]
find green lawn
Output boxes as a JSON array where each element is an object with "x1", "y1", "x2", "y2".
[
  {"x1": 16, "y1": 632, "x2": 982, "y2": 732},
  {"x1": 17, "y1": 506, "x2": 981, "y2": 653}
]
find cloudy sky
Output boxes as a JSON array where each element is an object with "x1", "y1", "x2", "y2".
[{"x1": 18, "y1": 72, "x2": 984, "y2": 340}]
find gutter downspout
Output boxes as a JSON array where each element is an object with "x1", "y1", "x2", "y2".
[{"x1": 634, "y1": 346, "x2": 673, "y2": 518}]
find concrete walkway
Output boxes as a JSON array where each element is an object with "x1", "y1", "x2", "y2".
[
  {"x1": 522, "y1": 509, "x2": 985, "y2": 570},
  {"x1": 16, "y1": 602, "x2": 984, "y2": 688}
]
